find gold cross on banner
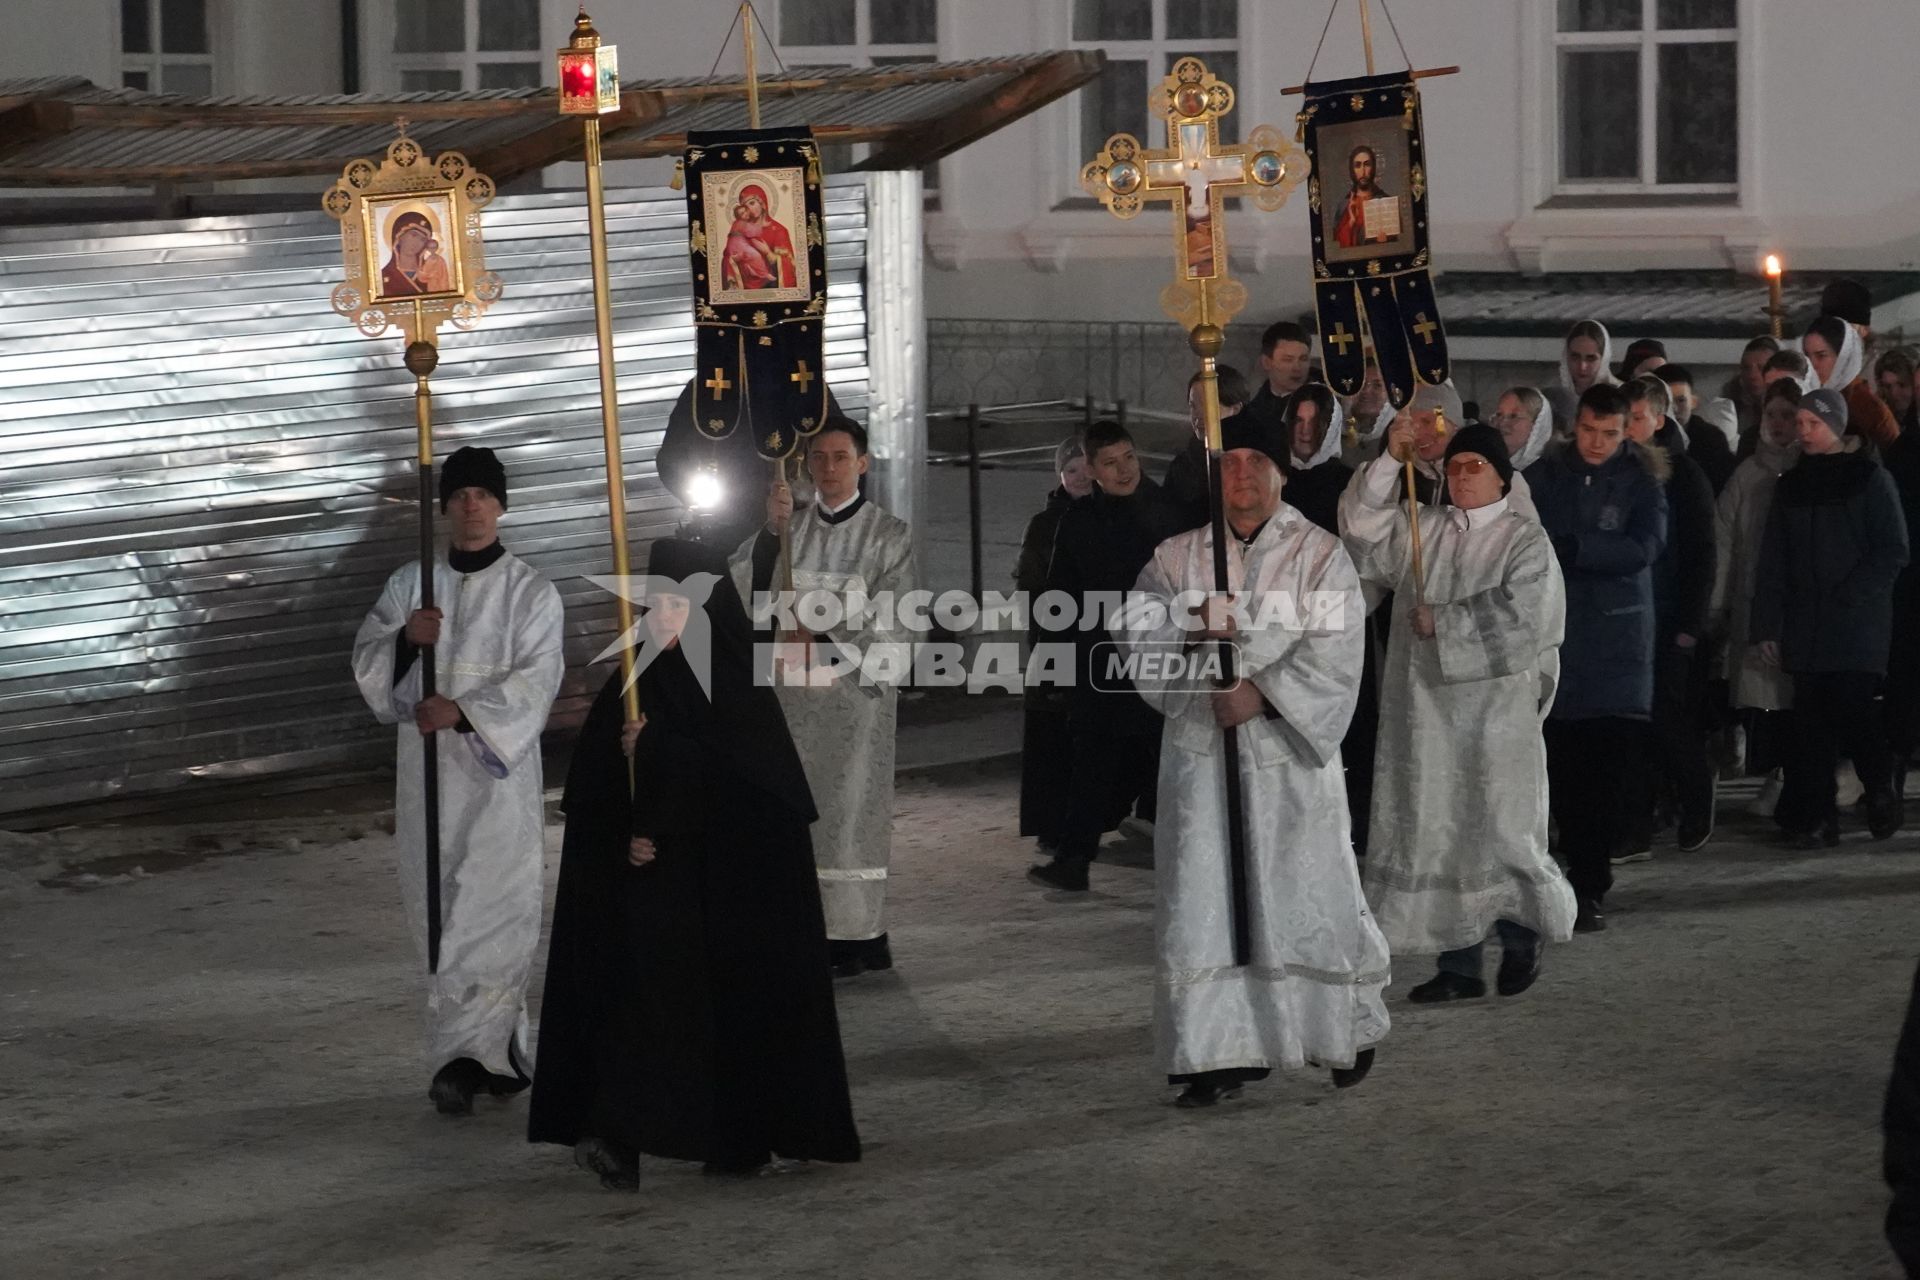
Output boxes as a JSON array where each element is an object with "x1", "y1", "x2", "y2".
[
  {"x1": 1326, "y1": 323, "x2": 1358, "y2": 357},
  {"x1": 789, "y1": 360, "x2": 815, "y2": 393},
  {"x1": 1412, "y1": 313, "x2": 1439, "y2": 345},
  {"x1": 704, "y1": 367, "x2": 733, "y2": 398},
  {"x1": 1080, "y1": 57, "x2": 1305, "y2": 330}
]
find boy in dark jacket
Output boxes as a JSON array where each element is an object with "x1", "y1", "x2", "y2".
[
  {"x1": 1032, "y1": 420, "x2": 1186, "y2": 891},
  {"x1": 1524, "y1": 384, "x2": 1670, "y2": 931},
  {"x1": 1751, "y1": 388, "x2": 1910, "y2": 846},
  {"x1": 1622, "y1": 376, "x2": 1720, "y2": 856}
]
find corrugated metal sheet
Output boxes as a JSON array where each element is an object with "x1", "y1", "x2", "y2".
[
  {"x1": 1438, "y1": 269, "x2": 1920, "y2": 339},
  {"x1": 0, "y1": 56, "x2": 1099, "y2": 180},
  {"x1": 0, "y1": 177, "x2": 871, "y2": 816}
]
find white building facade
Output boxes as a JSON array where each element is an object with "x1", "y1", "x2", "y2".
[{"x1": 6, "y1": 0, "x2": 1919, "y2": 389}]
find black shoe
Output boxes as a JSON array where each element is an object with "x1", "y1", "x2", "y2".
[
  {"x1": 1174, "y1": 1078, "x2": 1243, "y2": 1108},
  {"x1": 484, "y1": 1039, "x2": 533, "y2": 1097},
  {"x1": 574, "y1": 1138, "x2": 639, "y2": 1191},
  {"x1": 1027, "y1": 855, "x2": 1090, "y2": 892},
  {"x1": 828, "y1": 941, "x2": 866, "y2": 979},
  {"x1": 1868, "y1": 790, "x2": 1905, "y2": 841},
  {"x1": 1790, "y1": 816, "x2": 1841, "y2": 850},
  {"x1": 428, "y1": 1058, "x2": 484, "y2": 1116},
  {"x1": 1573, "y1": 898, "x2": 1606, "y2": 934},
  {"x1": 1496, "y1": 945, "x2": 1544, "y2": 997},
  {"x1": 862, "y1": 934, "x2": 894, "y2": 972},
  {"x1": 1407, "y1": 971, "x2": 1486, "y2": 1004},
  {"x1": 1331, "y1": 1048, "x2": 1375, "y2": 1090}
]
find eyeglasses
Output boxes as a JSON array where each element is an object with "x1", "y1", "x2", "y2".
[{"x1": 1444, "y1": 457, "x2": 1493, "y2": 477}]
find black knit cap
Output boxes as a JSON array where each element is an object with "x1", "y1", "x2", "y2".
[
  {"x1": 439, "y1": 446, "x2": 508, "y2": 511},
  {"x1": 1219, "y1": 411, "x2": 1290, "y2": 470},
  {"x1": 1820, "y1": 278, "x2": 1872, "y2": 328},
  {"x1": 1442, "y1": 422, "x2": 1514, "y2": 496}
]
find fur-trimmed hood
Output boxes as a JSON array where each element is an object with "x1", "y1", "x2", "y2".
[{"x1": 1539, "y1": 436, "x2": 1672, "y2": 485}]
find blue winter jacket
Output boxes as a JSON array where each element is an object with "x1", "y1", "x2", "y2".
[{"x1": 1524, "y1": 443, "x2": 1671, "y2": 720}]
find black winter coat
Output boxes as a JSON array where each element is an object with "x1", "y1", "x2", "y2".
[
  {"x1": 1684, "y1": 414, "x2": 1738, "y2": 495},
  {"x1": 1524, "y1": 441, "x2": 1670, "y2": 720},
  {"x1": 1044, "y1": 477, "x2": 1186, "y2": 732},
  {"x1": 1751, "y1": 450, "x2": 1909, "y2": 676},
  {"x1": 1651, "y1": 418, "x2": 1718, "y2": 645}
]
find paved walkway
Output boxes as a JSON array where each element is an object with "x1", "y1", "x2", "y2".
[{"x1": 1, "y1": 774, "x2": 1913, "y2": 1279}]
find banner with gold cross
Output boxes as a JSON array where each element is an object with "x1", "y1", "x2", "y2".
[
  {"x1": 684, "y1": 125, "x2": 831, "y2": 460},
  {"x1": 1299, "y1": 70, "x2": 1449, "y2": 408}
]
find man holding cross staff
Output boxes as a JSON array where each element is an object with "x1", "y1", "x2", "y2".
[{"x1": 1087, "y1": 58, "x2": 1388, "y2": 1106}]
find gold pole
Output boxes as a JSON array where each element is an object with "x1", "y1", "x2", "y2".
[
  {"x1": 742, "y1": 2, "x2": 762, "y2": 129},
  {"x1": 1357, "y1": 0, "x2": 1378, "y2": 76},
  {"x1": 582, "y1": 113, "x2": 640, "y2": 726}
]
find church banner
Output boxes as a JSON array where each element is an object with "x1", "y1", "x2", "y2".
[
  {"x1": 684, "y1": 126, "x2": 831, "y2": 459},
  {"x1": 1298, "y1": 71, "x2": 1450, "y2": 408}
]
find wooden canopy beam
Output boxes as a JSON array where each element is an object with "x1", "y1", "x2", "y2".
[{"x1": 858, "y1": 50, "x2": 1102, "y2": 171}]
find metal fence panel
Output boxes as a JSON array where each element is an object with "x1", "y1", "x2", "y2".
[{"x1": 0, "y1": 178, "x2": 871, "y2": 815}]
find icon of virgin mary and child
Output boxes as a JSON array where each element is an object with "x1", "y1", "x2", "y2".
[
  {"x1": 720, "y1": 182, "x2": 798, "y2": 292},
  {"x1": 380, "y1": 205, "x2": 454, "y2": 297}
]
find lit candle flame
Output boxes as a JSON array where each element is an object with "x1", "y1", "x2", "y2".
[{"x1": 1764, "y1": 254, "x2": 1782, "y2": 278}]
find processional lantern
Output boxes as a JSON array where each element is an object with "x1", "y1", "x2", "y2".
[{"x1": 321, "y1": 124, "x2": 505, "y2": 975}]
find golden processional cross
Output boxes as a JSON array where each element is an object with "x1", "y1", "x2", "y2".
[{"x1": 1081, "y1": 57, "x2": 1305, "y2": 969}]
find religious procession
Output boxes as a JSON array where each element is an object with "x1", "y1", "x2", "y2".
[{"x1": 2, "y1": 1, "x2": 1919, "y2": 1277}]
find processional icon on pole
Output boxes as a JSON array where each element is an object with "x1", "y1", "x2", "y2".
[
  {"x1": 1080, "y1": 57, "x2": 1305, "y2": 969},
  {"x1": 322, "y1": 124, "x2": 505, "y2": 974}
]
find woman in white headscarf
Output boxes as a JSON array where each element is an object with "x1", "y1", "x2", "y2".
[
  {"x1": 1803, "y1": 314, "x2": 1899, "y2": 448},
  {"x1": 1544, "y1": 320, "x2": 1618, "y2": 434},
  {"x1": 1282, "y1": 382, "x2": 1352, "y2": 534},
  {"x1": 1491, "y1": 385, "x2": 1556, "y2": 471},
  {"x1": 1712, "y1": 378, "x2": 1802, "y2": 819}
]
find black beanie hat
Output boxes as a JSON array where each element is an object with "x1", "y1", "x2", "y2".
[
  {"x1": 440, "y1": 446, "x2": 508, "y2": 511},
  {"x1": 1219, "y1": 411, "x2": 1291, "y2": 470},
  {"x1": 1820, "y1": 278, "x2": 1872, "y2": 329},
  {"x1": 1442, "y1": 422, "x2": 1514, "y2": 496}
]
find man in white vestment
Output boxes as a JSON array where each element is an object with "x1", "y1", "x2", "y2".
[
  {"x1": 352, "y1": 446, "x2": 566, "y2": 1115},
  {"x1": 1115, "y1": 411, "x2": 1389, "y2": 1107},
  {"x1": 1340, "y1": 420, "x2": 1576, "y2": 1003},
  {"x1": 733, "y1": 418, "x2": 917, "y2": 979}
]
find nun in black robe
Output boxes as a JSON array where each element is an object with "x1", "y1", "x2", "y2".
[{"x1": 527, "y1": 539, "x2": 861, "y2": 1188}]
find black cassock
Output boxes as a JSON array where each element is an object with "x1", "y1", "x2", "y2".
[{"x1": 527, "y1": 540, "x2": 861, "y2": 1170}]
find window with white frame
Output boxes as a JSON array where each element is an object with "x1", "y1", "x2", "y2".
[
  {"x1": 120, "y1": 0, "x2": 215, "y2": 96},
  {"x1": 1555, "y1": 0, "x2": 1738, "y2": 194},
  {"x1": 381, "y1": 0, "x2": 544, "y2": 93},
  {"x1": 778, "y1": 0, "x2": 940, "y2": 197},
  {"x1": 1068, "y1": 0, "x2": 1241, "y2": 186}
]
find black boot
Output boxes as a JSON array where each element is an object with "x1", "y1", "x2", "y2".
[
  {"x1": 861, "y1": 934, "x2": 894, "y2": 972},
  {"x1": 574, "y1": 1137, "x2": 639, "y2": 1191},
  {"x1": 428, "y1": 1058, "x2": 487, "y2": 1116},
  {"x1": 1869, "y1": 789, "x2": 1906, "y2": 841},
  {"x1": 1407, "y1": 971, "x2": 1485, "y2": 1004},
  {"x1": 1174, "y1": 1070, "x2": 1246, "y2": 1108},
  {"x1": 1496, "y1": 944, "x2": 1545, "y2": 997},
  {"x1": 1027, "y1": 853, "x2": 1090, "y2": 892},
  {"x1": 1331, "y1": 1048, "x2": 1376, "y2": 1089},
  {"x1": 1574, "y1": 897, "x2": 1607, "y2": 934}
]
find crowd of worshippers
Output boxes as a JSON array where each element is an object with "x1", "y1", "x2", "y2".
[{"x1": 1018, "y1": 274, "x2": 1918, "y2": 987}]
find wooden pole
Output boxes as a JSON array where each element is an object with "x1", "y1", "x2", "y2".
[
  {"x1": 742, "y1": 2, "x2": 761, "y2": 129},
  {"x1": 1192, "y1": 305, "x2": 1254, "y2": 969},
  {"x1": 404, "y1": 301, "x2": 444, "y2": 975},
  {"x1": 581, "y1": 114, "x2": 641, "y2": 730},
  {"x1": 1357, "y1": 0, "x2": 1378, "y2": 76}
]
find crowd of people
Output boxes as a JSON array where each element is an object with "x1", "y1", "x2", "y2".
[
  {"x1": 1017, "y1": 277, "x2": 1919, "y2": 1062},
  {"x1": 342, "y1": 277, "x2": 1919, "y2": 1217}
]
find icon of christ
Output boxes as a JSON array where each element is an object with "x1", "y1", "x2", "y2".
[{"x1": 1333, "y1": 145, "x2": 1395, "y2": 249}]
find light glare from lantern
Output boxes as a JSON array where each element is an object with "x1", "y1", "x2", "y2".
[
  {"x1": 687, "y1": 468, "x2": 724, "y2": 511},
  {"x1": 1765, "y1": 254, "x2": 1782, "y2": 278}
]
